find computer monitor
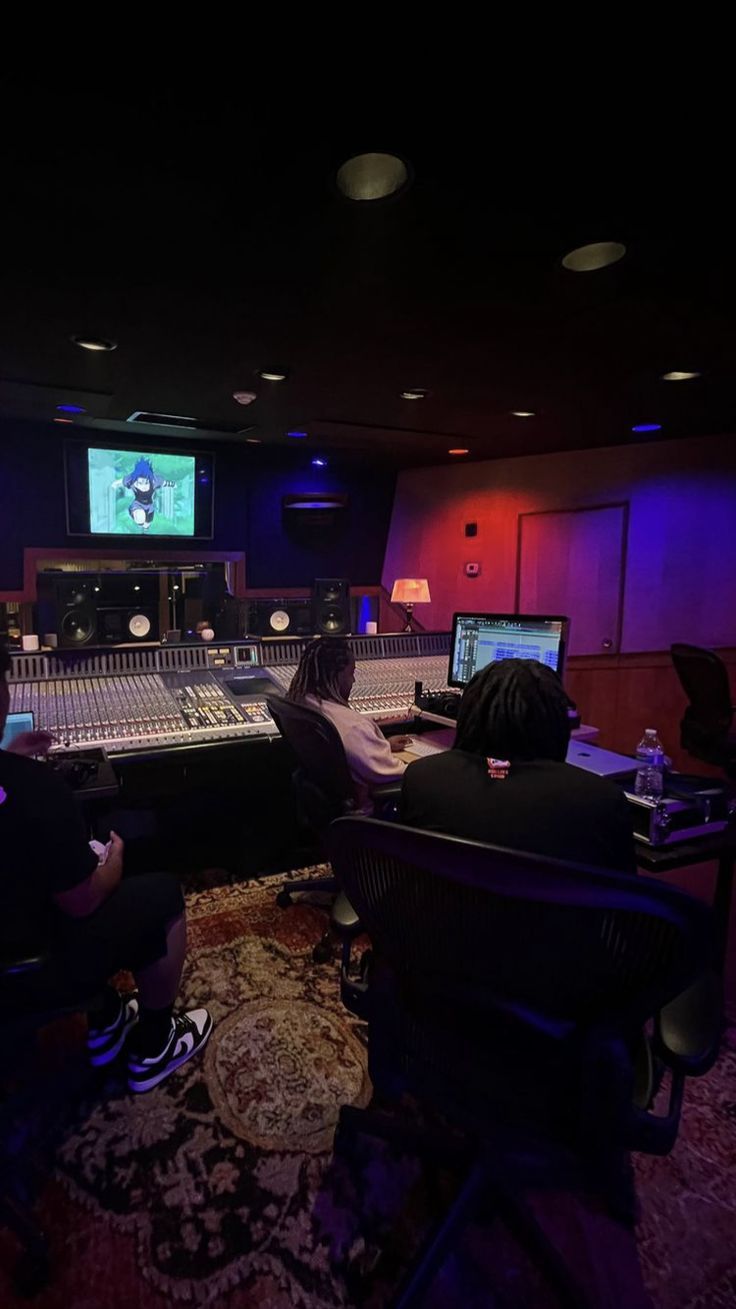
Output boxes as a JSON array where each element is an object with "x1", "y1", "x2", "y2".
[
  {"x1": 448, "y1": 613, "x2": 569, "y2": 688},
  {"x1": 1, "y1": 710, "x2": 34, "y2": 750}
]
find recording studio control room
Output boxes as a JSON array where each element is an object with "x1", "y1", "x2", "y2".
[{"x1": 1, "y1": 92, "x2": 735, "y2": 1309}]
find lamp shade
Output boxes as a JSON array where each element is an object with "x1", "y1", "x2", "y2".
[{"x1": 391, "y1": 578, "x2": 431, "y2": 604}]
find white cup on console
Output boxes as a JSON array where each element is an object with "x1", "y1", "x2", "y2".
[
  {"x1": 365, "y1": 621, "x2": 378, "y2": 635},
  {"x1": 22, "y1": 634, "x2": 40, "y2": 652}
]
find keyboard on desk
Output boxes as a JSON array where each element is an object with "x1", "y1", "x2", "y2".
[{"x1": 405, "y1": 737, "x2": 447, "y2": 758}]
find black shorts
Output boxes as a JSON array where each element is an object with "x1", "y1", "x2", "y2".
[{"x1": 53, "y1": 872, "x2": 184, "y2": 996}]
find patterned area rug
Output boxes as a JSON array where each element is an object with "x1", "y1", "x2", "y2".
[{"x1": 1, "y1": 867, "x2": 736, "y2": 1308}]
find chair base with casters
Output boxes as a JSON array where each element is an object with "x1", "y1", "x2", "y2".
[
  {"x1": 0, "y1": 947, "x2": 105, "y2": 1296},
  {"x1": 277, "y1": 876, "x2": 363, "y2": 964},
  {"x1": 335, "y1": 1105, "x2": 600, "y2": 1309}
]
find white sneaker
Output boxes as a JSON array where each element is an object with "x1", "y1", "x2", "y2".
[{"x1": 127, "y1": 1008, "x2": 213, "y2": 1093}]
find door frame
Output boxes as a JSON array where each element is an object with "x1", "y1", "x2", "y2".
[{"x1": 514, "y1": 502, "x2": 630, "y2": 655}]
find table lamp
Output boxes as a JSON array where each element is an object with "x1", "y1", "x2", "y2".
[{"x1": 390, "y1": 578, "x2": 431, "y2": 631}]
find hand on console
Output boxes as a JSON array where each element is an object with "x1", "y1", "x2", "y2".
[{"x1": 6, "y1": 729, "x2": 56, "y2": 758}]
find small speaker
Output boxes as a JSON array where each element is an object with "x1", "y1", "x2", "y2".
[{"x1": 311, "y1": 578, "x2": 350, "y2": 636}]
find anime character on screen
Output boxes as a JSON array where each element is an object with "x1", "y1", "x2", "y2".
[{"x1": 111, "y1": 458, "x2": 176, "y2": 531}]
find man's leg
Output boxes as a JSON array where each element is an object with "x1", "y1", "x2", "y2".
[
  {"x1": 74, "y1": 874, "x2": 212, "y2": 1089},
  {"x1": 131, "y1": 910, "x2": 186, "y2": 1055},
  {"x1": 125, "y1": 894, "x2": 212, "y2": 1093}
]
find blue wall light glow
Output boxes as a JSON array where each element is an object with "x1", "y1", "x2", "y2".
[
  {"x1": 632, "y1": 423, "x2": 662, "y2": 433},
  {"x1": 287, "y1": 430, "x2": 307, "y2": 439},
  {"x1": 56, "y1": 404, "x2": 86, "y2": 414},
  {"x1": 311, "y1": 457, "x2": 328, "y2": 467}
]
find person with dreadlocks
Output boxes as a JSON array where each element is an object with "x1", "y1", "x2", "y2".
[
  {"x1": 401, "y1": 658, "x2": 636, "y2": 872},
  {"x1": 286, "y1": 638, "x2": 410, "y2": 811}
]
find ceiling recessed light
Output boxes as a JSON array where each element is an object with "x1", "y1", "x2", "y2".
[
  {"x1": 71, "y1": 335, "x2": 117, "y2": 351},
  {"x1": 311, "y1": 457, "x2": 328, "y2": 467},
  {"x1": 257, "y1": 369, "x2": 288, "y2": 382},
  {"x1": 631, "y1": 423, "x2": 662, "y2": 433},
  {"x1": 245, "y1": 437, "x2": 262, "y2": 444},
  {"x1": 286, "y1": 430, "x2": 308, "y2": 439},
  {"x1": 53, "y1": 416, "x2": 73, "y2": 424},
  {"x1": 448, "y1": 448, "x2": 469, "y2": 456},
  {"x1": 400, "y1": 388, "x2": 429, "y2": 401},
  {"x1": 661, "y1": 370, "x2": 701, "y2": 382},
  {"x1": 233, "y1": 390, "x2": 258, "y2": 405},
  {"x1": 561, "y1": 241, "x2": 626, "y2": 272},
  {"x1": 56, "y1": 403, "x2": 86, "y2": 414},
  {"x1": 510, "y1": 410, "x2": 535, "y2": 418},
  {"x1": 336, "y1": 152, "x2": 410, "y2": 202}
]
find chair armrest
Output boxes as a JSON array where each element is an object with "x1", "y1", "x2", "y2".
[
  {"x1": 369, "y1": 782, "x2": 403, "y2": 803},
  {"x1": 0, "y1": 950, "x2": 49, "y2": 978},
  {"x1": 369, "y1": 781, "x2": 403, "y2": 821},
  {"x1": 653, "y1": 970, "x2": 723, "y2": 1078}
]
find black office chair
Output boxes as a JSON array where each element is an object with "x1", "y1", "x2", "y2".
[
  {"x1": 266, "y1": 695, "x2": 402, "y2": 963},
  {"x1": 671, "y1": 642, "x2": 736, "y2": 776},
  {"x1": 0, "y1": 948, "x2": 104, "y2": 1295},
  {"x1": 328, "y1": 817, "x2": 721, "y2": 1309}
]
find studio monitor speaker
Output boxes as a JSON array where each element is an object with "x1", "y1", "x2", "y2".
[
  {"x1": 311, "y1": 578, "x2": 350, "y2": 636},
  {"x1": 248, "y1": 598, "x2": 313, "y2": 637},
  {"x1": 37, "y1": 572, "x2": 161, "y2": 648}
]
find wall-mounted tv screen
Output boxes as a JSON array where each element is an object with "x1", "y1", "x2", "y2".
[{"x1": 65, "y1": 441, "x2": 214, "y2": 538}]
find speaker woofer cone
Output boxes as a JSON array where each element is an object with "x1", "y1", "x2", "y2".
[
  {"x1": 61, "y1": 607, "x2": 95, "y2": 645},
  {"x1": 128, "y1": 613, "x2": 152, "y2": 639}
]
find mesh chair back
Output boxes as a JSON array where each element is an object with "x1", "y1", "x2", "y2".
[
  {"x1": 671, "y1": 643, "x2": 734, "y2": 735},
  {"x1": 329, "y1": 818, "x2": 713, "y2": 1032},
  {"x1": 266, "y1": 695, "x2": 357, "y2": 821}
]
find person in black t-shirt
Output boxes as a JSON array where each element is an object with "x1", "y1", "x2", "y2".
[
  {"x1": 0, "y1": 645, "x2": 212, "y2": 1093},
  {"x1": 401, "y1": 658, "x2": 636, "y2": 873}
]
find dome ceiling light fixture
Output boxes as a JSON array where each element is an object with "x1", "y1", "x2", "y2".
[
  {"x1": 336, "y1": 152, "x2": 410, "y2": 202},
  {"x1": 510, "y1": 410, "x2": 535, "y2": 418},
  {"x1": 561, "y1": 241, "x2": 626, "y2": 272},
  {"x1": 256, "y1": 369, "x2": 288, "y2": 382},
  {"x1": 400, "y1": 388, "x2": 429, "y2": 400},
  {"x1": 233, "y1": 390, "x2": 258, "y2": 405},
  {"x1": 71, "y1": 334, "x2": 117, "y2": 351},
  {"x1": 661, "y1": 370, "x2": 701, "y2": 381}
]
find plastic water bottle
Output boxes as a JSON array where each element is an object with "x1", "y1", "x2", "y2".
[{"x1": 634, "y1": 729, "x2": 665, "y2": 799}]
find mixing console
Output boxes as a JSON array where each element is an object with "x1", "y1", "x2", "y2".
[
  {"x1": 6, "y1": 632, "x2": 452, "y2": 757},
  {"x1": 9, "y1": 671, "x2": 276, "y2": 755}
]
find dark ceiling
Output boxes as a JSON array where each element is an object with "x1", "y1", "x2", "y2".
[{"x1": 1, "y1": 89, "x2": 734, "y2": 468}]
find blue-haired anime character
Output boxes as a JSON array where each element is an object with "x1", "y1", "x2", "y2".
[{"x1": 111, "y1": 458, "x2": 176, "y2": 531}]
